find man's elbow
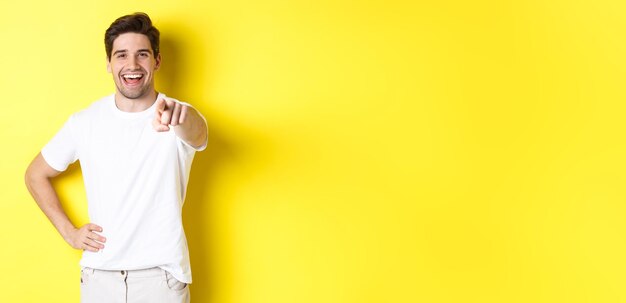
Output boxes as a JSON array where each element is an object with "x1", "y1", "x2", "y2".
[
  {"x1": 25, "y1": 154, "x2": 59, "y2": 190},
  {"x1": 25, "y1": 162, "x2": 38, "y2": 192}
]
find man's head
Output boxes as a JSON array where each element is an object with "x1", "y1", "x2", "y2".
[
  {"x1": 105, "y1": 13, "x2": 161, "y2": 100},
  {"x1": 105, "y1": 12, "x2": 160, "y2": 61}
]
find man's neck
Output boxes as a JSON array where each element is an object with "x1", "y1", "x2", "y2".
[{"x1": 114, "y1": 90, "x2": 158, "y2": 113}]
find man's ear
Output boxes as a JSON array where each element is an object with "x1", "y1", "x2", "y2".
[
  {"x1": 154, "y1": 53, "x2": 162, "y2": 71},
  {"x1": 106, "y1": 57, "x2": 111, "y2": 73}
]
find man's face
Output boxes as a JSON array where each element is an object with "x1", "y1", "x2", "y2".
[{"x1": 107, "y1": 33, "x2": 161, "y2": 100}]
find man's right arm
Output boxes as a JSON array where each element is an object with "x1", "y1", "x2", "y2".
[{"x1": 25, "y1": 152, "x2": 106, "y2": 252}]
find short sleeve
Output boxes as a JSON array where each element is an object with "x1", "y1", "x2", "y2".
[{"x1": 41, "y1": 115, "x2": 79, "y2": 171}]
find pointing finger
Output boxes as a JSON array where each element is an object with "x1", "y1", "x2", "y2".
[
  {"x1": 160, "y1": 99, "x2": 175, "y2": 125},
  {"x1": 155, "y1": 98, "x2": 166, "y2": 112}
]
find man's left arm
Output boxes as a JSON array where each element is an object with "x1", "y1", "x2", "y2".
[{"x1": 153, "y1": 98, "x2": 208, "y2": 149}]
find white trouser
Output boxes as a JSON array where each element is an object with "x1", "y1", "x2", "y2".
[{"x1": 80, "y1": 267, "x2": 190, "y2": 303}]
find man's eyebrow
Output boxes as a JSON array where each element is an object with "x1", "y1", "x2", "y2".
[{"x1": 112, "y1": 49, "x2": 152, "y2": 55}]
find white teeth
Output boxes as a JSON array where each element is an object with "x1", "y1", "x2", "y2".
[{"x1": 123, "y1": 74, "x2": 142, "y2": 79}]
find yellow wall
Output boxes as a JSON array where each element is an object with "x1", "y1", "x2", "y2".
[{"x1": 2, "y1": 0, "x2": 626, "y2": 302}]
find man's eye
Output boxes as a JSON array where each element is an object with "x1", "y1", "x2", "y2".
[
  {"x1": 139, "y1": 53, "x2": 149, "y2": 57},
  {"x1": 117, "y1": 54, "x2": 126, "y2": 58}
]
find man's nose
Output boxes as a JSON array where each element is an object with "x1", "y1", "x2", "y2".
[{"x1": 128, "y1": 56, "x2": 140, "y2": 69}]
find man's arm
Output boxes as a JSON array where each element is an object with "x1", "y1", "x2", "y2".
[
  {"x1": 153, "y1": 98, "x2": 208, "y2": 148},
  {"x1": 25, "y1": 153, "x2": 106, "y2": 252}
]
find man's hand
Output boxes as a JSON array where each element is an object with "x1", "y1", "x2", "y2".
[
  {"x1": 66, "y1": 223, "x2": 106, "y2": 252},
  {"x1": 153, "y1": 98, "x2": 188, "y2": 132},
  {"x1": 151, "y1": 97, "x2": 208, "y2": 148}
]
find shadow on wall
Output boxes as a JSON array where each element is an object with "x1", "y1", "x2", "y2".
[{"x1": 158, "y1": 22, "x2": 236, "y2": 302}]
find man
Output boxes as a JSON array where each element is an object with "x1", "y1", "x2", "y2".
[{"x1": 24, "y1": 12, "x2": 207, "y2": 303}]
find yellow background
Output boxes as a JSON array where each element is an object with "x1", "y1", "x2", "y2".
[{"x1": 1, "y1": 0, "x2": 626, "y2": 302}]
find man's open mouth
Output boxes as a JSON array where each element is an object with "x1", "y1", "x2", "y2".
[{"x1": 122, "y1": 74, "x2": 144, "y2": 86}]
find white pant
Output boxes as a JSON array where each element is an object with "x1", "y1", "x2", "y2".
[{"x1": 80, "y1": 267, "x2": 190, "y2": 303}]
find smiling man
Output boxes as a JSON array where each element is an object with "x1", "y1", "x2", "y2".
[{"x1": 24, "y1": 13, "x2": 206, "y2": 303}]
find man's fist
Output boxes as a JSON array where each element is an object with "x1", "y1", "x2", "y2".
[{"x1": 153, "y1": 98, "x2": 188, "y2": 132}]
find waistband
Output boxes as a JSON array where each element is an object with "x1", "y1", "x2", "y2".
[{"x1": 81, "y1": 266, "x2": 165, "y2": 279}]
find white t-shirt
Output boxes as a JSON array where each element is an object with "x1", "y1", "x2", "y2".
[{"x1": 41, "y1": 93, "x2": 206, "y2": 283}]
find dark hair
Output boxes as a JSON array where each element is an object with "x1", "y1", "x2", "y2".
[{"x1": 104, "y1": 12, "x2": 160, "y2": 61}]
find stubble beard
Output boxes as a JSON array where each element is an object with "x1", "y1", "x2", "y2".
[{"x1": 117, "y1": 81, "x2": 152, "y2": 100}]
